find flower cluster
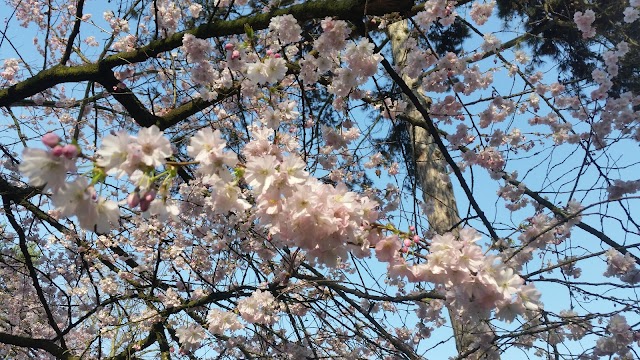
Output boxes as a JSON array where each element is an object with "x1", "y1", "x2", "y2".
[
  {"x1": 237, "y1": 290, "x2": 280, "y2": 325},
  {"x1": 1, "y1": 58, "x2": 20, "y2": 83},
  {"x1": 242, "y1": 127, "x2": 380, "y2": 265},
  {"x1": 268, "y1": 14, "x2": 302, "y2": 45},
  {"x1": 182, "y1": 34, "x2": 212, "y2": 63},
  {"x1": 594, "y1": 315, "x2": 634, "y2": 358},
  {"x1": 19, "y1": 133, "x2": 120, "y2": 233},
  {"x1": 103, "y1": 11, "x2": 129, "y2": 34},
  {"x1": 604, "y1": 249, "x2": 640, "y2": 284},
  {"x1": 419, "y1": 229, "x2": 540, "y2": 321},
  {"x1": 606, "y1": 179, "x2": 640, "y2": 200},
  {"x1": 470, "y1": 1, "x2": 495, "y2": 25},
  {"x1": 19, "y1": 126, "x2": 178, "y2": 232},
  {"x1": 382, "y1": 229, "x2": 541, "y2": 322},
  {"x1": 415, "y1": 0, "x2": 457, "y2": 28},
  {"x1": 245, "y1": 55, "x2": 288, "y2": 85},
  {"x1": 175, "y1": 324, "x2": 206, "y2": 352},
  {"x1": 206, "y1": 309, "x2": 244, "y2": 335},
  {"x1": 559, "y1": 310, "x2": 591, "y2": 340},
  {"x1": 52, "y1": 178, "x2": 120, "y2": 233},
  {"x1": 574, "y1": 9, "x2": 596, "y2": 38},
  {"x1": 96, "y1": 125, "x2": 172, "y2": 177},
  {"x1": 624, "y1": 0, "x2": 640, "y2": 23}
]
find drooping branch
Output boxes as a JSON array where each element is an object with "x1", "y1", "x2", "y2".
[{"x1": 293, "y1": 271, "x2": 444, "y2": 302}]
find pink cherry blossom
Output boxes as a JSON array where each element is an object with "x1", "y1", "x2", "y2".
[
  {"x1": 136, "y1": 125, "x2": 172, "y2": 167},
  {"x1": 19, "y1": 148, "x2": 76, "y2": 190},
  {"x1": 175, "y1": 324, "x2": 206, "y2": 352},
  {"x1": 237, "y1": 289, "x2": 280, "y2": 325},
  {"x1": 574, "y1": 9, "x2": 596, "y2": 38},
  {"x1": 207, "y1": 309, "x2": 244, "y2": 334}
]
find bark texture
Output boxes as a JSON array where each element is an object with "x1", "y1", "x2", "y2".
[{"x1": 388, "y1": 20, "x2": 498, "y2": 358}]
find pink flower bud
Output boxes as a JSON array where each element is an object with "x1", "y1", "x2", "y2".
[
  {"x1": 273, "y1": 53, "x2": 281, "y2": 58},
  {"x1": 401, "y1": 246, "x2": 409, "y2": 253},
  {"x1": 127, "y1": 192, "x2": 140, "y2": 208},
  {"x1": 224, "y1": 43, "x2": 234, "y2": 51},
  {"x1": 61, "y1": 144, "x2": 78, "y2": 159},
  {"x1": 266, "y1": 49, "x2": 273, "y2": 57},
  {"x1": 143, "y1": 190, "x2": 156, "y2": 202},
  {"x1": 51, "y1": 145, "x2": 64, "y2": 157},
  {"x1": 409, "y1": 226, "x2": 415, "y2": 232},
  {"x1": 413, "y1": 235, "x2": 420, "y2": 243},
  {"x1": 231, "y1": 50, "x2": 240, "y2": 60},
  {"x1": 403, "y1": 239, "x2": 412, "y2": 247},
  {"x1": 41, "y1": 133, "x2": 61, "y2": 148},
  {"x1": 139, "y1": 198, "x2": 151, "y2": 212}
]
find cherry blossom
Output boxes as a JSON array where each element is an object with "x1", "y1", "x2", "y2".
[
  {"x1": 2, "y1": 1, "x2": 639, "y2": 359},
  {"x1": 19, "y1": 147, "x2": 76, "y2": 190},
  {"x1": 176, "y1": 324, "x2": 207, "y2": 352},
  {"x1": 574, "y1": 9, "x2": 596, "y2": 38},
  {"x1": 237, "y1": 289, "x2": 280, "y2": 325}
]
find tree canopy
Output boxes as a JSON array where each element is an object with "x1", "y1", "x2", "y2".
[{"x1": 0, "y1": 0, "x2": 639, "y2": 359}]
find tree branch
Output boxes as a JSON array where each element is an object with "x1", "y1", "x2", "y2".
[
  {"x1": 60, "y1": 0, "x2": 85, "y2": 65},
  {"x1": 380, "y1": 57, "x2": 500, "y2": 242},
  {"x1": 0, "y1": 332, "x2": 79, "y2": 360},
  {"x1": 2, "y1": 195, "x2": 68, "y2": 351},
  {"x1": 0, "y1": 0, "x2": 409, "y2": 108}
]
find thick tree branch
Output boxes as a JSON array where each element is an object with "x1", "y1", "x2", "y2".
[
  {"x1": 0, "y1": 332, "x2": 79, "y2": 360},
  {"x1": 0, "y1": 0, "x2": 411, "y2": 109}
]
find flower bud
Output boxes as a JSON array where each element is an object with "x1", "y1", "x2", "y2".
[
  {"x1": 127, "y1": 192, "x2": 140, "y2": 208},
  {"x1": 61, "y1": 144, "x2": 78, "y2": 159},
  {"x1": 139, "y1": 198, "x2": 151, "y2": 212},
  {"x1": 143, "y1": 190, "x2": 156, "y2": 202},
  {"x1": 52, "y1": 145, "x2": 64, "y2": 157},
  {"x1": 41, "y1": 133, "x2": 61, "y2": 148},
  {"x1": 224, "y1": 43, "x2": 234, "y2": 51}
]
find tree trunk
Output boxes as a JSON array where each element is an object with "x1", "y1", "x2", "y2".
[{"x1": 387, "y1": 20, "x2": 498, "y2": 359}]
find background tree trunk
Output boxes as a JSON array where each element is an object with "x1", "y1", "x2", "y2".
[{"x1": 388, "y1": 20, "x2": 497, "y2": 359}]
